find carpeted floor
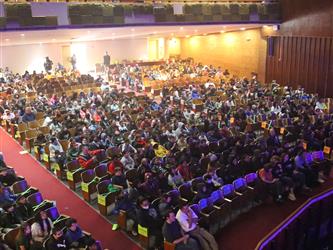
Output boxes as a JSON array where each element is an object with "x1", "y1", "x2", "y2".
[{"x1": 0, "y1": 128, "x2": 141, "y2": 250}]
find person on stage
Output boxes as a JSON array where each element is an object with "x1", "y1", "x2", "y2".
[
  {"x1": 103, "y1": 52, "x2": 110, "y2": 71},
  {"x1": 44, "y1": 57, "x2": 53, "y2": 74},
  {"x1": 70, "y1": 54, "x2": 77, "y2": 71}
]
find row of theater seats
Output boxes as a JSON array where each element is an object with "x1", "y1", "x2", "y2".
[{"x1": 0, "y1": 167, "x2": 78, "y2": 248}]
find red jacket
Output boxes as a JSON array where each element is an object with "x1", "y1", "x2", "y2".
[
  {"x1": 108, "y1": 159, "x2": 124, "y2": 175},
  {"x1": 78, "y1": 149, "x2": 102, "y2": 169}
]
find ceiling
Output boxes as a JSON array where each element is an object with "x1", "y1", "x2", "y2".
[{"x1": 0, "y1": 24, "x2": 273, "y2": 46}]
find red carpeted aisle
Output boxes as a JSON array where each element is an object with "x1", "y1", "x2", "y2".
[{"x1": 0, "y1": 128, "x2": 141, "y2": 250}]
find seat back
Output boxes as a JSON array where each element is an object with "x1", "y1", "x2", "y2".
[
  {"x1": 245, "y1": 173, "x2": 258, "y2": 186},
  {"x1": 179, "y1": 182, "x2": 193, "y2": 201},
  {"x1": 18, "y1": 123, "x2": 28, "y2": 132},
  {"x1": 28, "y1": 121, "x2": 39, "y2": 129},
  {"x1": 221, "y1": 184, "x2": 235, "y2": 198},
  {"x1": 45, "y1": 206, "x2": 60, "y2": 221},
  {"x1": 59, "y1": 140, "x2": 69, "y2": 152},
  {"x1": 81, "y1": 169, "x2": 96, "y2": 183},
  {"x1": 67, "y1": 160, "x2": 80, "y2": 172},
  {"x1": 233, "y1": 178, "x2": 247, "y2": 191},
  {"x1": 26, "y1": 129, "x2": 38, "y2": 139},
  {"x1": 12, "y1": 179, "x2": 29, "y2": 194},
  {"x1": 94, "y1": 164, "x2": 108, "y2": 178},
  {"x1": 167, "y1": 189, "x2": 180, "y2": 206},
  {"x1": 312, "y1": 151, "x2": 324, "y2": 161},
  {"x1": 189, "y1": 204, "x2": 200, "y2": 216},
  {"x1": 198, "y1": 198, "x2": 210, "y2": 210},
  {"x1": 125, "y1": 168, "x2": 138, "y2": 183},
  {"x1": 305, "y1": 152, "x2": 313, "y2": 164},
  {"x1": 27, "y1": 192, "x2": 43, "y2": 206},
  {"x1": 4, "y1": 227, "x2": 20, "y2": 249},
  {"x1": 210, "y1": 190, "x2": 222, "y2": 203},
  {"x1": 97, "y1": 179, "x2": 112, "y2": 195},
  {"x1": 191, "y1": 177, "x2": 204, "y2": 192}
]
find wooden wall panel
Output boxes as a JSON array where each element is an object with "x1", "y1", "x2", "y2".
[{"x1": 265, "y1": 36, "x2": 333, "y2": 97}]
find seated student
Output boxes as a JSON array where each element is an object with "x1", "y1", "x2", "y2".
[
  {"x1": 168, "y1": 166, "x2": 184, "y2": 189},
  {"x1": 46, "y1": 227, "x2": 68, "y2": 250},
  {"x1": 65, "y1": 218, "x2": 91, "y2": 248},
  {"x1": 111, "y1": 167, "x2": 128, "y2": 189},
  {"x1": 0, "y1": 186, "x2": 16, "y2": 204},
  {"x1": 192, "y1": 183, "x2": 211, "y2": 204},
  {"x1": 15, "y1": 195, "x2": 34, "y2": 222},
  {"x1": 78, "y1": 146, "x2": 103, "y2": 169},
  {"x1": 66, "y1": 139, "x2": 81, "y2": 162},
  {"x1": 176, "y1": 202, "x2": 218, "y2": 250},
  {"x1": 0, "y1": 168, "x2": 18, "y2": 187},
  {"x1": 31, "y1": 210, "x2": 53, "y2": 244},
  {"x1": 136, "y1": 196, "x2": 163, "y2": 249},
  {"x1": 163, "y1": 210, "x2": 200, "y2": 250},
  {"x1": 49, "y1": 138, "x2": 66, "y2": 170},
  {"x1": 158, "y1": 194, "x2": 174, "y2": 218},
  {"x1": 294, "y1": 150, "x2": 322, "y2": 186},
  {"x1": 16, "y1": 222, "x2": 39, "y2": 250},
  {"x1": 0, "y1": 203, "x2": 20, "y2": 231},
  {"x1": 259, "y1": 163, "x2": 284, "y2": 202},
  {"x1": 107, "y1": 156, "x2": 124, "y2": 175}
]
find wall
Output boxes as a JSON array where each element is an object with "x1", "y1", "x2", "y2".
[
  {"x1": 180, "y1": 28, "x2": 267, "y2": 81},
  {"x1": 279, "y1": 0, "x2": 333, "y2": 37},
  {"x1": 265, "y1": 0, "x2": 333, "y2": 97},
  {"x1": 0, "y1": 38, "x2": 148, "y2": 74},
  {"x1": 266, "y1": 36, "x2": 333, "y2": 97}
]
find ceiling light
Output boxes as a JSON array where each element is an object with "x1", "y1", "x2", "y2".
[
  {"x1": 131, "y1": 28, "x2": 135, "y2": 32},
  {"x1": 220, "y1": 30, "x2": 225, "y2": 33},
  {"x1": 171, "y1": 33, "x2": 174, "y2": 36},
  {"x1": 240, "y1": 27, "x2": 246, "y2": 31},
  {"x1": 185, "y1": 35, "x2": 190, "y2": 38},
  {"x1": 153, "y1": 31, "x2": 157, "y2": 34},
  {"x1": 263, "y1": 25, "x2": 269, "y2": 28},
  {"x1": 20, "y1": 34, "x2": 25, "y2": 37},
  {"x1": 194, "y1": 29, "x2": 198, "y2": 33},
  {"x1": 5, "y1": 38, "x2": 9, "y2": 41},
  {"x1": 203, "y1": 33, "x2": 207, "y2": 36},
  {"x1": 180, "y1": 27, "x2": 183, "y2": 30}
]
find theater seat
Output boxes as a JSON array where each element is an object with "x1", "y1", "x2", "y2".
[
  {"x1": 11, "y1": 179, "x2": 38, "y2": 197},
  {"x1": 3, "y1": 227, "x2": 20, "y2": 249},
  {"x1": 221, "y1": 184, "x2": 242, "y2": 219},
  {"x1": 94, "y1": 163, "x2": 110, "y2": 181},
  {"x1": 96, "y1": 180, "x2": 122, "y2": 216},
  {"x1": 179, "y1": 182, "x2": 194, "y2": 202},
  {"x1": 209, "y1": 190, "x2": 231, "y2": 228},
  {"x1": 66, "y1": 159, "x2": 84, "y2": 191},
  {"x1": 81, "y1": 169, "x2": 98, "y2": 203},
  {"x1": 198, "y1": 198, "x2": 219, "y2": 234},
  {"x1": 27, "y1": 192, "x2": 54, "y2": 214},
  {"x1": 232, "y1": 177, "x2": 253, "y2": 212}
]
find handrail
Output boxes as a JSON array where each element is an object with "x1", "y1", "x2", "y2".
[{"x1": 255, "y1": 187, "x2": 333, "y2": 250}]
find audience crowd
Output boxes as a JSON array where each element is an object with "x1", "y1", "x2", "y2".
[{"x1": 0, "y1": 59, "x2": 332, "y2": 250}]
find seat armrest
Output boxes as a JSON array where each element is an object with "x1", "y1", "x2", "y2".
[
  {"x1": 224, "y1": 198, "x2": 232, "y2": 203},
  {"x1": 247, "y1": 186, "x2": 254, "y2": 190},
  {"x1": 235, "y1": 191, "x2": 243, "y2": 196}
]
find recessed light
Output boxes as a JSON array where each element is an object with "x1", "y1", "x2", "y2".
[
  {"x1": 20, "y1": 34, "x2": 25, "y2": 37},
  {"x1": 185, "y1": 35, "x2": 190, "y2": 38},
  {"x1": 131, "y1": 28, "x2": 135, "y2": 32},
  {"x1": 240, "y1": 27, "x2": 246, "y2": 31},
  {"x1": 220, "y1": 30, "x2": 225, "y2": 33},
  {"x1": 194, "y1": 29, "x2": 198, "y2": 33},
  {"x1": 5, "y1": 38, "x2": 9, "y2": 41},
  {"x1": 180, "y1": 27, "x2": 183, "y2": 30}
]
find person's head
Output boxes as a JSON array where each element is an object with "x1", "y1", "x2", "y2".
[
  {"x1": 39, "y1": 210, "x2": 48, "y2": 220},
  {"x1": 138, "y1": 196, "x2": 150, "y2": 210},
  {"x1": 25, "y1": 107, "x2": 32, "y2": 114},
  {"x1": 114, "y1": 167, "x2": 122, "y2": 176},
  {"x1": 50, "y1": 137, "x2": 58, "y2": 145},
  {"x1": 86, "y1": 239, "x2": 98, "y2": 250},
  {"x1": 165, "y1": 210, "x2": 176, "y2": 223},
  {"x1": 17, "y1": 195, "x2": 27, "y2": 204},
  {"x1": 179, "y1": 201, "x2": 189, "y2": 213},
  {"x1": 82, "y1": 145, "x2": 89, "y2": 155},
  {"x1": 66, "y1": 218, "x2": 78, "y2": 232},
  {"x1": 20, "y1": 222, "x2": 31, "y2": 236},
  {"x1": 4, "y1": 203, "x2": 15, "y2": 213},
  {"x1": 162, "y1": 193, "x2": 171, "y2": 203},
  {"x1": 51, "y1": 227, "x2": 63, "y2": 240}
]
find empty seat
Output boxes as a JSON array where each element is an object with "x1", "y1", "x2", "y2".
[
  {"x1": 66, "y1": 160, "x2": 84, "y2": 191},
  {"x1": 12, "y1": 180, "x2": 38, "y2": 197},
  {"x1": 179, "y1": 182, "x2": 194, "y2": 202}
]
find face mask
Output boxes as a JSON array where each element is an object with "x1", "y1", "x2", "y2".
[{"x1": 142, "y1": 205, "x2": 149, "y2": 210}]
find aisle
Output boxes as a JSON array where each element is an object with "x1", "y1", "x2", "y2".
[{"x1": 0, "y1": 128, "x2": 141, "y2": 250}]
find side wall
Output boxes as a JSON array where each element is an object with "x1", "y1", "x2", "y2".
[
  {"x1": 266, "y1": 0, "x2": 333, "y2": 97},
  {"x1": 180, "y1": 28, "x2": 267, "y2": 82}
]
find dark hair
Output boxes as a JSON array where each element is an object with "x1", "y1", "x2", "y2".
[
  {"x1": 137, "y1": 196, "x2": 148, "y2": 206},
  {"x1": 65, "y1": 218, "x2": 77, "y2": 228}
]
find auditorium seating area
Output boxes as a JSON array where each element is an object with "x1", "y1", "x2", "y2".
[{"x1": 0, "y1": 57, "x2": 333, "y2": 249}]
